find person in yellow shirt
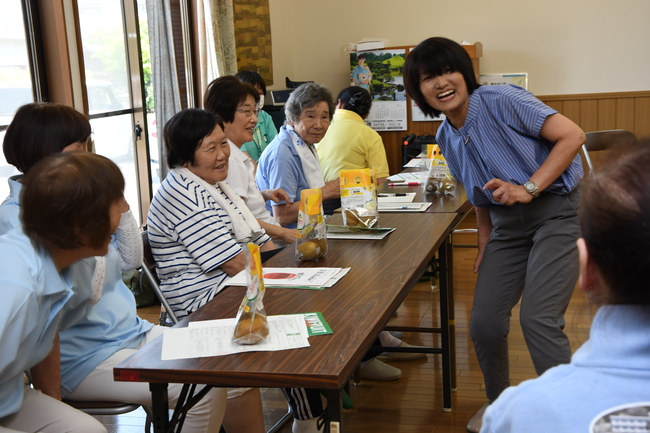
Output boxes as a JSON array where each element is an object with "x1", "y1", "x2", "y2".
[{"x1": 316, "y1": 86, "x2": 389, "y2": 184}]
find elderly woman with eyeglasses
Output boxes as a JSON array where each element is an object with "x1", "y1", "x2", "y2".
[{"x1": 204, "y1": 76, "x2": 297, "y2": 246}]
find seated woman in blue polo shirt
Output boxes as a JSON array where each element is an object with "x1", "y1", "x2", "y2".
[
  {"x1": 482, "y1": 142, "x2": 650, "y2": 432},
  {"x1": 1, "y1": 103, "x2": 227, "y2": 433},
  {"x1": 0, "y1": 152, "x2": 123, "y2": 433}
]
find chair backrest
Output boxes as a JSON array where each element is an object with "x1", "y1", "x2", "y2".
[
  {"x1": 581, "y1": 129, "x2": 637, "y2": 173},
  {"x1": 141, "y1": 230, "x2": 178, "y2": 325}
]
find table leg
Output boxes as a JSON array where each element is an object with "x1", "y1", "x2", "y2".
[
  {"x1": 323, "y1": 389, "x2": 342, "y2": 432},
  {"x1": 446, "y1": 235, "x2": 457, "y2": 391},
  {"x1": 150, "y1": 382, "x2": 170, "y2": 433},
  {"x1": 438, "y1": 245, "x2": 453, "y2": 412}
]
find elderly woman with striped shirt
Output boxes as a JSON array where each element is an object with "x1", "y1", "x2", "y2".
[
  {"x1": 147, "y1": 108, "x2": 275, "y2": 433},
  {"x1": 404, "y1": 37, "x2": 586, "y2": 433}
]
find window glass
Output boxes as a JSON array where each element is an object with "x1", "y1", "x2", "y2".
[
  {"x1": 78, "y1": 0, "x2": 141, "y2": 216},
  {"x1": 0, "y1": 0, "x2": 34, "y2": 199}
]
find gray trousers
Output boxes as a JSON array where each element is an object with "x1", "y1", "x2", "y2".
[{"x1": 470, "y1": 189, "x2": 581, "y2": 401}]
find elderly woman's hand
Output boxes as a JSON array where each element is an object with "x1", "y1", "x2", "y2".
[
  {"x1": 281, "y1": 228, "x2": 299, "y2": 244},
  {"x1": 321, "y1": 179, "x2": 340, "y2": 200},
  {"x1": 262, "y1": 188, "x2": 292, "y2": 204}
]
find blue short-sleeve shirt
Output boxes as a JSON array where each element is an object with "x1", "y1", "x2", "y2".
[
  {"x1": 256, "y1": 126, "x2": 311, "y2": 229},
  {"x1": 436, "y1": 85, "x2": 583, "y2": 208}
]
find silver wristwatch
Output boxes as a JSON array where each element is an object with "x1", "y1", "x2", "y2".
[{"x1": 523, "y1": 180, "x2": 540, "y2": 198}]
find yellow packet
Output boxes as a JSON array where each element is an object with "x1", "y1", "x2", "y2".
[
  {"x1": 296, "y1": 188, "x2": 327, "y2": 261},
  {"x1": 340, "y1": 168, "x2": 378, "y2": 228}
]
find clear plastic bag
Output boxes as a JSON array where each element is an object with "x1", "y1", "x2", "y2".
[
  {"x1": 296, "y1": 188, "x2": 328, "y2": 261},
  {"x1": 424, "y1": 145, "x2": 456, "y2": 195},
  {"x1": 340, "y1": 168, "x2": 378, "y2": 228},
  {"x1": 232, "y1": 243, "x2": 269, "y2": 345}
]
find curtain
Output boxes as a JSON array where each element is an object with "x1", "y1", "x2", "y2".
[
  {"x1": 146, "y1": 0, "x2": 182, "y2": 181},
  {"x1": 198, "y1": 0, "x2": 237, "y2": 95}
]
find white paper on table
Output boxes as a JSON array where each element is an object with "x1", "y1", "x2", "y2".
[
  {"x1": 377, "y1": 193, "x2": 416, "y2": 203},
  {"x1": 378, "y1": 202, "x2": 432, "y2": 212},
  {"x1": 161, "y1": 315, "x2": 310, "y2": 360},
  {"x1": 227, "y1": 267, "x2": 344, "y2": 288},
  {"x1": 324, "y1": 267, "x2": 350, "y2": 287},
  {"x1": 403, "y1": 158, "x2": 426, "y2": 168},
  {"x1": 387, "y1": 172, "x2": 428, "y2": 182}
]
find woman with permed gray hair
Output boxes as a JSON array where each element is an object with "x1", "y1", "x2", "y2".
[{"x1": 255, "y1": 82, "x2": 340, "y2": 228}]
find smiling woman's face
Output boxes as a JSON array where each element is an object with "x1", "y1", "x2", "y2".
[
  {"x1": 290, "y1": 101, "x2": 331, "y2": 145},
  {"x1": 223, "y1": 95, "x2": 257, "y2": 147},
  {"x1": 186, "y1": 124, "x2": 230, "y2": 184}
]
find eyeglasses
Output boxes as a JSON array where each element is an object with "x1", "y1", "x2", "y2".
[{"x1": 236, "y1": 107, "x2": 261, "y2": 118}]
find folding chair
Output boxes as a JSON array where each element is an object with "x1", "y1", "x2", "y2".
[
  {"x1": 24, "y1": 371, "x2": 152, "y2": 432},
  {"x1": 581, "y1": 129, "x2": 636, "y2": 174},
  {"x1": 141, "y1": 230, "x2": 178, "y2": 326},
  {"x1": 63, "y1": 398, "x2": 152, "y2": 431}
]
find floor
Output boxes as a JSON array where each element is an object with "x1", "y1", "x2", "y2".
[{"x1": 95, "y1": 214, "x2": 594, "y2": 432}]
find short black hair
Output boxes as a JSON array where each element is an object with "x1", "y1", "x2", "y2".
[
  {"x1": 403, "y1": 37, "x2": 480, "y2": 118},
  {"x1": 337, "y1": 86, "x2": 372, "y2": 118},
  {"x1": 164, "y1": 108, "x2": 224, "y2": 168},
  {"x1": 3, "y1": 102, "x2": 91, "y2": 174},
  {"x1": 204, "y1": 75, "x2": 260, "y2": 123},
  {"x1": 581, "y1": 140, "x2": 650, "y2": 305},
  {"x1": 22, "y1": 152, "x2": 124, "y2": 251},
  {"x1": 357, "y1": 53, "x2": 367, "y2": 61},
  {"x1": 235, "y1": 70, "x2": 267, "y2": 95}
]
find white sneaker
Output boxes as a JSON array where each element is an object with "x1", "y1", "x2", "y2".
[
  {"x1": 292, "y1": 417, "x2": 320, "y2": 433},
  {"x1": 467, "y1": 401, "x2": 490, "y2": 433}
]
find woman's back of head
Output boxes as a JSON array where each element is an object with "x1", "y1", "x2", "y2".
[
  {"x1": 3, "y1": 102, "x2": 91, "y2": 174},
  {"x1": 234, "y1": 70, "x2": 267, "y2": 95},
  {"x1": 580, "y1": 139, "x2": 650, "y2": 305},
  {"x1": 336, "y1": 86, "x2": 372, "y2": 118}
]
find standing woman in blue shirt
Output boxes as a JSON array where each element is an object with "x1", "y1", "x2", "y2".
[{"x1": 404, "y1": 37, "x2": 586, "y2": 432}]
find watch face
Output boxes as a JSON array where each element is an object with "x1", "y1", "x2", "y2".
[{"x1": 525, "y1": 182, "x2": 534, "y2": 193}]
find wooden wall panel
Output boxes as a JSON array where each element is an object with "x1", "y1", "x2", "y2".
[
  {"x1": 634, "y1": 97, "x2": 650, "y2": 138},
  {"x1": 597, "y1": 99, "x2": 617, "y2": 130},
  {"x1": 616, "y1": 98, "x2": 636, "y2": 132},
  {"x1": 580, "y1": 100, "x2": 599, "y2": 133},
  {"x1": 545, "y1": 101, "x2": 563, "y2": 113}
]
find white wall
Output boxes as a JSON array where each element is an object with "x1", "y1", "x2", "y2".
[{"x1": 268, "y1": 0, "x2": 650, "y2": 96}]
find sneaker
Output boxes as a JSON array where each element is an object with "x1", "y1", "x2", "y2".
[
  {"x1": 388, "y1": 330, "x2": 403, "y2": 339},
  {"x1": 360, "y1": 359, "x2": 402, "y2": 381},
  {"x1": 376, "y1": 341, "x2": 428, "y2": 362},
  {"x1": 467, "y1": 401, "x2": 490, "y2": 433},
  {"x1": 292, "y1": 417, "x2": 320, "y2": 433}
]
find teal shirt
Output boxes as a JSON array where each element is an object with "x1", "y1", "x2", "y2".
[{"x1": 240, "y1": 110, "x2": 278, "y2": 162}]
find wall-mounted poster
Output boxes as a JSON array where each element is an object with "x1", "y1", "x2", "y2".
[
  {"x1": 479, "y1": 73, "x2": 528, "y2": 90},
  {"x1": 411, "y1": 100, "x2": 446, "y2": 122},
  {"x1": 350, "y1": 49, "x2": 407, "y2": 131}
]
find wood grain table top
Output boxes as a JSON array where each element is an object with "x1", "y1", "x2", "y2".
[{"x1": 114, "y1": 212, "x2": 457, "y2": 390}]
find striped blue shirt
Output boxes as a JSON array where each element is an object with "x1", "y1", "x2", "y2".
[
  {"x1": 147, "y1": 170, "x2": 270, "y2": 318},
  {"x1": 436, "y1": 85, "x2": 583, "y2": 208}
]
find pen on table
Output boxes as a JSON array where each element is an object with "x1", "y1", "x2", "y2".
[
  {"x1": 380, "y1": 206, "x2": 419, "y2": 210},
  {"x1": 378, "y1": 193, "x2": 407, "y2": 197},
  {"x1": 388, "y1": 182, "x2": 420, "y2": 187}
]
